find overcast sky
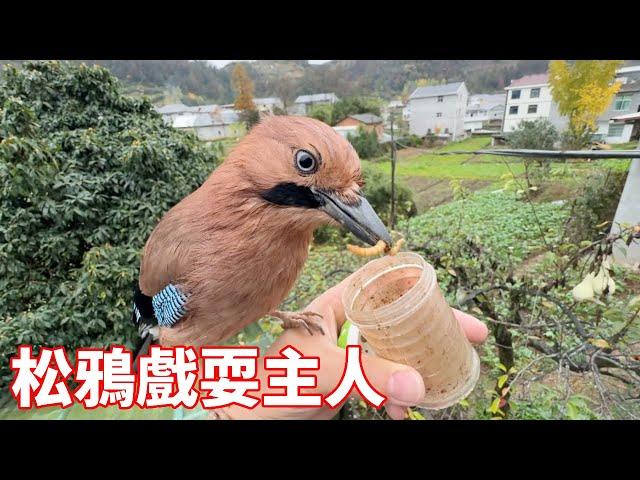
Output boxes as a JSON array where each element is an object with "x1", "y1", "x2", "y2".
[{"x1": 206, "y1": 60, "x2": 331, "y2": 68}]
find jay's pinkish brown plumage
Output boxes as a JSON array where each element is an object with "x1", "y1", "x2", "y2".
[{"x1": 136, "y1": 115, "x2": 391, "y2": 348}]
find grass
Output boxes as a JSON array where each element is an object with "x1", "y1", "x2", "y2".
[
  {"x1": 364, "y1": 135, "x2": 634, "y2": 212},
  {"x1": 364, "y1": 137, "x2": 524, "y2": 182},
  {"x1": 611, "y1": 141, "x2": 639, "y2": 150},
  {"x1": 437, "y1": 135, "x2": 493, "y2": 152}
]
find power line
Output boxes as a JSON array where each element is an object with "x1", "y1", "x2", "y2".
[{"x1": 431, "y1": 149, "x2": 640, "y2": 159}]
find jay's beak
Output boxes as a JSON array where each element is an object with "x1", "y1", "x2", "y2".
[{"x1": 313, "y1": 188, "x2": 392, "y2": 247}]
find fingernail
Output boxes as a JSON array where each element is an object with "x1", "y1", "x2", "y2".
[{"x1": 387, "y1": 369, "x2": 425, "y2": 406}]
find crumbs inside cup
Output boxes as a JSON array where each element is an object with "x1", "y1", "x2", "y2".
[{"x1": 352, "y1": 266, "x2": 422, "y2": 312}]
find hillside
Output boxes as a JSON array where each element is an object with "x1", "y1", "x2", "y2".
[
  {"x1": 3, "y1": 60, "x2": 638, "y2": 107},
  {"x1": 1, "y1": 60, "x2": 552, "y2": 105}
]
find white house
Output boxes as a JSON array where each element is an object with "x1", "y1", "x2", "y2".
[
  {"x1": 408, "y1": 82, "x2": 468, "y2": 139},
  {"x1": 503, "y1": 66, "x2": 640, "y2": 143},
  {"x1": 595, "y1": 81, "x2": 640, "y2": 143},
  {"x1": 253, "y1": 97, "x2": 284, "y2": 114},
  {"x1": 464, "y1": 93, "x2": 506, "y2": 132},
  {"x1": 171, "y1": 107, "x2": 245, "y2": 141},
  {"x1": 382, "y1": 100, "x2": 405, "y2": 124},
  {"x1": 502, "y1": 74, "x2": 568, "y2": 133},
  {"x1": 156, "y1": 103, "x2": 192, "y2": 124},
  {"x1": 595, "y1": 68, "x2": 640, "y2": 144},
  {"x1": 290, "y1": 93, "x2": 339, "y2": 115},
  {"x1": 333, "y1": 125, "x2": 359, "y2": 139}
]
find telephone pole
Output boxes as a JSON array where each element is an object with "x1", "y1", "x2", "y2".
[{"x1": 390, "y1": 109, "x2": 397, "y2": 230}]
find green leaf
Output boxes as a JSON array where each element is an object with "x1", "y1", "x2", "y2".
[
  {"x1": 488, "y1": 397, "x2": 501, "y2": 414},
  {"x1": 337, "y1": 320, "x2": 352, "y2": 349},
  {"x1": 407, "y1": 408, "x2": 426, "y2": 420}
]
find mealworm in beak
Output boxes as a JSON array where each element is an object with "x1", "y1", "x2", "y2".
[
  {"x1": 388, "y1": 238, "x2": 405, "y2": 256},
  {"x1": 346, "y1": 240, "x2": 387, "y2": 257},
  {"x1": 346, "y1": 236, "x2": 405, "y2": 257}
]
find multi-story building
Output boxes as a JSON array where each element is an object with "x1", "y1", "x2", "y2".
[
  {"x1": 503, "y1": 66, "x2": 640, "y2": 144},
  {"x1": 408, "y1": 82, "x2": 468, "y2": 139},
  {"x1": 464, "y1": 93, "x2": 506, "y2": 132},
  {"x1": 502, "y1": 74, "x2": 568, "y2": 133}
]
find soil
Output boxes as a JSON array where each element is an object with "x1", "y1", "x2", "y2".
[
  {"x1": 397, "y1": 147, "x2": 432, "y2": 160},
  {"x1": 404, "y1": 177, "x2": 494, "y2": 212}
]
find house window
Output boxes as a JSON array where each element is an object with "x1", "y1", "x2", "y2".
[
  {"x1": 511, "y1": 90, "x2": 521, "y2": 99},
  {"x1": 509, "y1": 106, "x2": 519, "y2": 115},
  {"x1": 530, "y1": 88, "x2": 540, "y2": 98},
  {"x1": 436, "y1": 112, "x2": 443, "y2": 118},
  {"x1": 614, "y1": 95, "x2": 632, "y2": 111},
  {"x1": 437, "y1": 96, "x2": 443, "y2": 102},
  {"x1": 608, "y1": 123, "x2": 625, "y2": 137},
  {"x1": 527, "y1": 104, "x2": 538, "y2": 114}
]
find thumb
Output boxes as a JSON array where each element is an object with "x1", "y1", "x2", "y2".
[{"x1": 317, "y1": 343, "x2": 425, "y2": 408}]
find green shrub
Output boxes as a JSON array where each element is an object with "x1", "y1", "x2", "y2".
[
  {"x1": 398, "y1": 134, "x2": 423, "y2": 148},
  {"x1": 361, "y1": 163, "x2": 417, "y2": 226},
  {"x1": 565, "y1": 168, "x2": 628, "y2": 243},
  {"x1": 560, "y1": 128, "x2": 594, "y2": 150},
  {"x1": 240, "y1": 109, "x2": 260, "y2": 128},
  {"x1": 331, "y1": 97, "x2": 382, "y2": 125},
  {"x1": 347, "y1": 127, "x2": 383, "y2": 159},
  {"x1": 507, "y1": 119, "x2": 559, "y2": 189},
  {"x1": 307, "y1": 104, "x2": 333, "y2": 125},
  {"x1": 0, "y1": 61, "x2": 219, "y2": 388},
  {"x1": 307, "y1": 97, "x2": 382, "y2": 126}
]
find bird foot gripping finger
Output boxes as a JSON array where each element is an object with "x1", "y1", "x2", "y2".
[{"x1": 271, "y1": 310, "x2": 325, "y2": 336}]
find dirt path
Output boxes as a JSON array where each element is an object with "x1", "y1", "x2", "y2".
[
  {"x1": 397, "y1": 147, "x2": 432, "y2": 160},
  {"x1": 404, "y1": 176, "x2": 493, "y2": 212}
]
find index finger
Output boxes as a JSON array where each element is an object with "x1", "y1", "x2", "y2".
[{"x1": 452, "y1": 308, "x2": 489, "y2": 344}]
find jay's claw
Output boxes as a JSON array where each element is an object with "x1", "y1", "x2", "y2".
[{"x1": 270, "y1": 310, "x2": 325, "y2": 336}]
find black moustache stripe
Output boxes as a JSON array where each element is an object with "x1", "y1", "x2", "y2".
[{"x1": 260, "y1": 182, "x2": 322, "y2": 209}]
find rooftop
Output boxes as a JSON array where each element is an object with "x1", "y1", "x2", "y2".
[
  {"x1": 349, "y1": 113, "x2": 383, "y2": 124},
  {"x1": 157, "y1": 103, "x2": 190, "y2": 114},
  {"x1": 507, "y1": 73, "x2": 549, "y2": 88},
  {"x1": 620, "y1": 80, "x2": 640, "y2": 93},
  {"x1": 468, "y1": 93, "x2": 506, "y2": 108},
  {"x1": 189, "y1": 104, "x2": 218, "y2": 114},
  {"x1": 254, "y1": 97, "x2": 282, "y2": 105},
  {"x1": 409, "y1": 82, "x2": 464, "y2": 100},
  {"x1": 295, "y1": 93, "x2": 338, "y2": 104},
  {"x1": 172, "y1": 109, "x2": 241, "y2": 129},
  {"x1": 611, "y1": 111, "x2": 640, "y2": 122},
  {"x1": 617, "y1": 65, "x2": 640, "y2": 75}
]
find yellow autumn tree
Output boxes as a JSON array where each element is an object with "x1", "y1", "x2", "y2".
[
  {"x1": 231, "y1": 64, "x2": 256, "y2": 111},
  {"x1": 548, "y1": 60, "x2": 622, "y2": 142}
]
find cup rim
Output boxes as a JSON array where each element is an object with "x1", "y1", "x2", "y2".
[{"x1": 343, "y1": 252, "x2": 437, "y2": 326}]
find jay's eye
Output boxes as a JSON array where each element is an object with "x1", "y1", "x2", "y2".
[{"x1": 294, "y1": 150, "x2": 318, "y2": 174}]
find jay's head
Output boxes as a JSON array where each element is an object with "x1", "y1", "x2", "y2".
[{"x1": 225, "y1": 115, "x2": 392, "y2": 247}]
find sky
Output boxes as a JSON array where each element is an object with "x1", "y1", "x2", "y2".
[{"x1": 206, "y1": 60, "x2": 331, "y2": 68}]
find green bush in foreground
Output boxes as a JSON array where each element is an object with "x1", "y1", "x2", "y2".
[{"x1": 0, "y1": 61, "x2": 219, "y2": 389}]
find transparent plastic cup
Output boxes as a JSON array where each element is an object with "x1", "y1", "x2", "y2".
[{"x1": 342, "y1": 252, "x2": 480, "y2": 409}]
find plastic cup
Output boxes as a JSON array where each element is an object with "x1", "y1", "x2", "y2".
[{"x1": 342, "y1": 252, "x2": 480, "y2": 409}]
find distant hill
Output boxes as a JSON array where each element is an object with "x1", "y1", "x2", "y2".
[{"x1": 2, "y1": 60, "x2": 638, "y2": 106}]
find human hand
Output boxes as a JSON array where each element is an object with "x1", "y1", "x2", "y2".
[{"x1": 216, "y1": 274, "x2": 488, "y2": 420}]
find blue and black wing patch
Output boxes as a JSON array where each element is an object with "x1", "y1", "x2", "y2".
[
  {"x1": 131, "y1": 283, "x2": 188, "y2": 362},
  {"x1": 132, "y1": 283, "x2": 188, "y2": 328}
]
